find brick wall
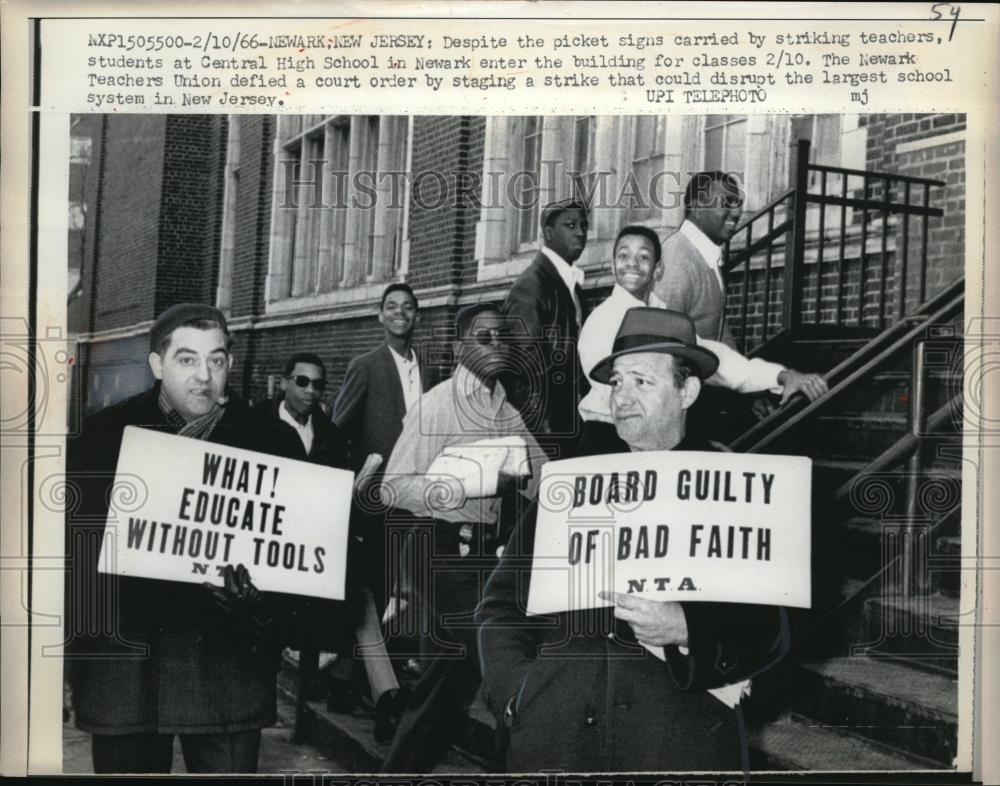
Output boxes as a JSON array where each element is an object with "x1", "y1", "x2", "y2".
[
  {"x1": 229, "y1": 305, "x2": 458, "y2": 407},
  {"x1": 230, "y1": 116, "x2": 275, "y2": 319},
  {"x1": 406, "y1": 116, "x2": 479, "y2": 290},
  {"x1": 725, "y1": 114, "x2": 965, "y2": 351},
  {"x1": 156, "y1": 115, "x2": 228, "y2": 311},
  {"x1": 71, "y1": 112, "x2": 967, "y2": 410},
  {"x1": 873, "y1": 114, "x2": 966, "y2": 303},
  {"x1": 84, "y1": 115, "x2": 166, "y2": 332}
]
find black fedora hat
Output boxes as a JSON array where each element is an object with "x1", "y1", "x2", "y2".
[{"x1": 590, "y1": 307, "x2": 719, "y2": 383}]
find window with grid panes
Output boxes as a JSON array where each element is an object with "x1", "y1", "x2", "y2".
[
  {"x1": 270, "y1": 114, "x2": 409, "y2": 301},
  {"x1": 628, "y1": 115, "x2": 667, "y2": 222}
]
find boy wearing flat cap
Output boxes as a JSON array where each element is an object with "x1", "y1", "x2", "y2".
[
  {"x1": 64, "y1": 303, "x2": 282, "y2": 773},
  {"x1": 501, "y1": 197, "x2": 591, "y2": 458},
  {"x1": 477, "y1": 308, "x2": 790, "y2": 773}
]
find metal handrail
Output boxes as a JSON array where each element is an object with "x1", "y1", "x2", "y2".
[
  {"x1": 722, "y1": 139, "x2": 949, "y2": 351},
  {"x1": 732, "y1": 289, "x2": 964, "y2": 453},
  {"x1": 728, "y1": 276, "x2": 964, "y2": 451},
  {"x1": 809, "y1": 161, "x2": 946, "y2": 188},
  {"x1": 832, "y1": 393, "x2": 963, "y2": 502},
  {"x1": 724, "y1": 219, "x2": 793, "y2": 270}
]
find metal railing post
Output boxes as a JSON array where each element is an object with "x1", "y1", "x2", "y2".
[
  {"x1": 783, "y1": 139, "x2": 810, "y2": 332},
  {"x1": 902, "y1": 340, "x2": 929, "y2": 596}
]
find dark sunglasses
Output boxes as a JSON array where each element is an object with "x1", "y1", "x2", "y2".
[
  {"x1": 472, "y1": 327, "x2": 513, "y2": 346},
  {"x1": 291, "y1": 375, "x2": 327, "y2": 391}
]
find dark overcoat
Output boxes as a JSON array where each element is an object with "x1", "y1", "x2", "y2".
[
  {"x1": 476, "y1": 436, "x2": 791, "y2": 772},
  {"x1": 65, "y1": 386, "x2": 281, "y2": 735},
  {"x1": 500, "y1": 251, "x2": 590, "y2": 448},
  {"x1": 251, "y1": 395, "x2": 348, "y2": 469}
]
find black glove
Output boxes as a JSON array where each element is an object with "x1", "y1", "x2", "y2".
[{"x1": 203, "y1": 564, "x2": 273, "y2": 645}]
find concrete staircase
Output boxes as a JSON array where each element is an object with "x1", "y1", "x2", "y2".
[
  {"x1": 279, "y1": 297, "x2": 965, "y2": 773},
  {"x1": 741, "y1": 314, "x2": 963, "y2": 771}
]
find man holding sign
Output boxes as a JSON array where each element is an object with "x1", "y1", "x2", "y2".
[
  {"x1": 477, "y1": 308, "x2": 793, "y2": 773},
  {"x1": 65, "y1": 304, "x2": 296, "y2": 773}
]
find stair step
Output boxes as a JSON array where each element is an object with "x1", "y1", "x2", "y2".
[
  {"x1": 858, "y1": 595, "x2": 960, "y2": 675},
  {"x1": 810, "y1": 414, "x2": 909, "y2": 460},
  {"x1": 792, "y1": 657, "x2": 958, "y2": 765},
  {"x1": 837, "y1": 367, "x2": 962, "y2": 415},
  {"x1": 748, "y1": 712, "x2": 945, "y2": 771},
  {"x1": 812, "y1": 460, "x2": 963, "y2": 493},
  {"x1": 815, "y1": 517, "x2": 961, "y2": 584},
  {"x1": 277, "y1": 653, "x2": 482, "y2": 773},
  {"x1": 931, "y1": 536, "x2": 963, "y2": 598}
]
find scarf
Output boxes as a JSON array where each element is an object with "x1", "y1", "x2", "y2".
[{"x1": 157, "y1": 387, "x2": 226, "y2": 440}]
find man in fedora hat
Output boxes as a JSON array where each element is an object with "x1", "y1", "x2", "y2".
[
  {"x1": 577, "y1": 224, "x2": 829, "y2": 448},
  {"x1": 501, "y1": 197, "x2": 591, "y2": 458},
  {"x1": 477, "y1": 308, "x2": 790, "y2": 773}
]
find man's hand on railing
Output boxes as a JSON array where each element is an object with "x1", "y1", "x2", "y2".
[{"x1": 777, "y1": 369, "x2": 829, "y2": 405}]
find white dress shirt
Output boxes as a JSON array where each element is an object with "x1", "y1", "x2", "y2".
[
  {"x1": 577, "y1": 285, "x2": 786, "y2": 423},
  {"x1": 388, "y1": 344, "x2": 421, "y2": 413},
  {"x1": 679, "y1": 219, "x2": 726, "y2": 294},
  {"x1": 279, "y1": 399, "x2": 314, "y2": 455},
  {"x1": 540, "y1": 245, "x2": 585, "y2": 326}
]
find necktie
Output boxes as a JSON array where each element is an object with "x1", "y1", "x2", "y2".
[{"x1": 572, "y1": 283, "x2": 584, "y2": 330}]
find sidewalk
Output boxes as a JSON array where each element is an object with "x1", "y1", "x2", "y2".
[{"x1": 63, "y1": 688, "x2": 344, "y2": 775}]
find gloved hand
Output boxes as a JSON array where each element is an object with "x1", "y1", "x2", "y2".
[{"x1": 203, "y1": 564, "x2": 273, "y2": 644}]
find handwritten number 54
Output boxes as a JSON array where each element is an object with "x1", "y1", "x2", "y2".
[{"x1": 931, "y1": 3, "x2": 961, "y2": 42}]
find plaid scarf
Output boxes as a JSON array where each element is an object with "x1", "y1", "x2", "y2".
[{"x1": 157, "y1": 387, "x2": 226, "y2": 440}]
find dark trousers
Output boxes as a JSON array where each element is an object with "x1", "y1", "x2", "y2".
[
  {"x1": 90, "y1": 728, "x2": 261, "y2": 773},
  {"x1": 381, "y1": 522, "x2": 499, "y2": 773}
]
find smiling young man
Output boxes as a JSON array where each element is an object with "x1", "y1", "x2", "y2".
[
  {"x1": 331, "y1": 283, "x2": 429, "y2": 614},
  {"x1": 578, "y1": 225, "x2": 830, "y2": 444},
  {"x1": 477, "y1": 308, "x2": 791, "y2": 773},
  {"x1": 65, "y1": 304, "x2": 282, "y2": 773}
]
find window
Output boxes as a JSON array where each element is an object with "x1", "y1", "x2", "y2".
[
  {"x1": 68, "y1": 118, "x2": 97, "y2": 301},
  {"x1": 792, "y1": 114, "x2": 842, "y2": 185},
  {"x1": 516, "y1": 116, "x2": 543, "y2": 246},
  {"x1": 571, "y1": 115, "x2": 597, "y2": 197},
  {"x1": 628, "y1": 115, "x2": 667, "y2": 222},
  {"x1": 269, "y1": 114, "x2": 410, "y2": 304},
  {"x1": 704, "y1": 115, "x2": 747, "y2": 173},
  {"x1": 70, "y1": 136, "x2": 92, "y2": 165}
]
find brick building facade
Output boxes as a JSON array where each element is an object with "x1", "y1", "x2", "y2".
[{"x1": 67, "y1": 112, "x2": 965, "y2": 422}]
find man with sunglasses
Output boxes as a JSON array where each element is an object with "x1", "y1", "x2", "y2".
[
  {"x1": 255, "y1": 351, "x2": 407, "y2": 744},
  {"x1": 258, "y1": 352, "x2": 343, "y2": 464},
  {"x1": 378, "y1": 303, "x2": 548, "y2": 772}
]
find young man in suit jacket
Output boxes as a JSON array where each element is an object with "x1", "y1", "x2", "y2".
[
  {"x1": 501, "y1": 198, "x2": 591, "y2": 459},
  {"x1": 331, "y1": 283, "x2": 429, "y2": 612}
]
